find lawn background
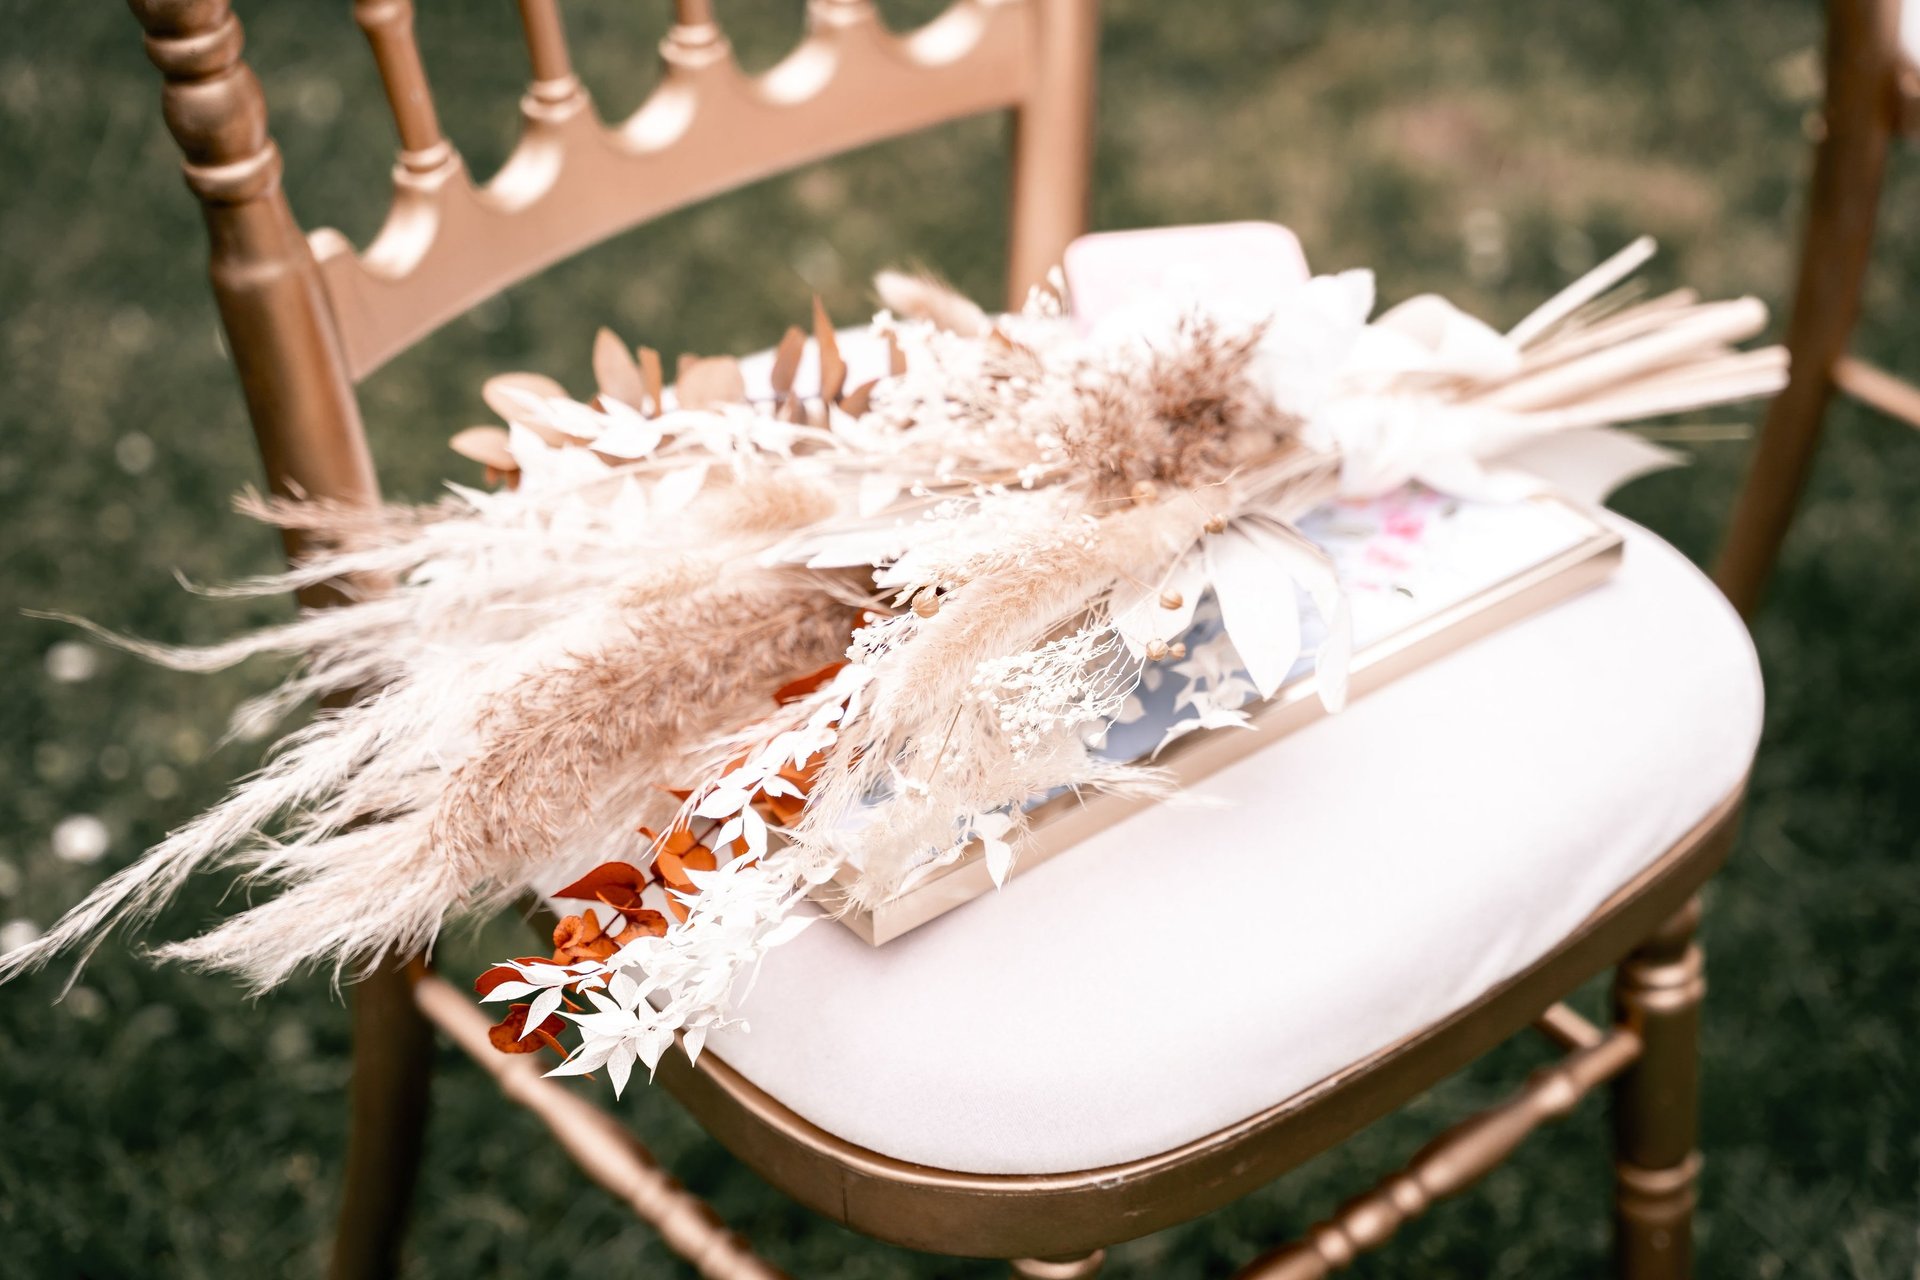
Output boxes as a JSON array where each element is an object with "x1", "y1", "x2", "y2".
[{"x1": 2, "y1": 1, "x2": 1916, "y2": 1276}]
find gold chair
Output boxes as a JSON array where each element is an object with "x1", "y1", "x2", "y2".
[
  {"x1": 1717, "y1": 0, "x2": 1918, "y2": 616},
  {"x1": 124, "y1": 2, "x2": 1760, "y2": 1276}
]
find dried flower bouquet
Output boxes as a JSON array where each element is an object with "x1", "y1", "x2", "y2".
[{"x1": 4, "y1": 229, "x2": 1783, "y2": 1094}]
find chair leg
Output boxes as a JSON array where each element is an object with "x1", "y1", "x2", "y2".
[
  {"x1": 330, "y1": 958, "x2": 436, "y2": 1280},
  {"x1": 1010, "y1": 1251, "x2": 1106, "y2": 1279},
  {"x1": 1714, "y1": 0, "x2": 1897, "y2": 619},
  {"x1": 1611, "y1": 899, "x2": 1706, "y2": 1280}
]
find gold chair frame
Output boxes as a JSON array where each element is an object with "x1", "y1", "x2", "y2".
[
  {"x1": 122, "y1": 2, "x2": 1750, "y2": 1275},
  {"x1": 1716, "y1": 0, "x2": 1918, "y2": 616}
]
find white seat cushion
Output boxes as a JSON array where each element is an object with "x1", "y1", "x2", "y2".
[{"x1": 704, "y1": 519, "x2": 1761, "y2": 1175}]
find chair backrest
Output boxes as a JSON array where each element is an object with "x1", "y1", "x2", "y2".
[{"x1": 125, "y1": 0, "x2": 1097, "y2": 538}]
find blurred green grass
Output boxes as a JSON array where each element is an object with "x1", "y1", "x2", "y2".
[{"x1": 2, "y1": 1, "x2": 1916, "y2": 1276}]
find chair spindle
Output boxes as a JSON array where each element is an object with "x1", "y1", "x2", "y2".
[
  {"x1": 515, "y1": 0, "x2": 580, "y2": 106},
  {"x1": 1235, "y1": 1026, "x2": 1643, "y2": 1278},
  {"x1": 413, "y1": 973, "x2": 788, "y2": 1280},
  {"x1": 809, "y1": 0, "x2": 880, "y2": 30},
  {"x1": 354, "y1": 0, "x2": 454, "y2": 175},
  {"x1": 662, "y1": 0, "x2": 726, "y2": 64}
]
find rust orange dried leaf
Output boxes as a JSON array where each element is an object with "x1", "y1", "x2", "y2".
[
  {"x1": 773, "y1": 661, "x2": 846, "y2": 705},
  {"x1": 654, "y1": 844, "x2": 716, "y2": 894},
  {"x1": 614, "y1": 910, "x2": 670, "y2": 943},
  {"x1": 551, "y1": 914, "x2": 619, "y2": 964},
  {"x1": 756, "y1": 790, "x2": 806, "y2": 825},
  {"x1": 473, "y1": 958, "x2": 549, "y2": 998},
  {"x1": 638, "y1": 823, "x2": 699, "y2": 858},
  {"x1": 554, "y1": 860, "x2": 651, "y2": 914},
  {"x1": 488, "y1": 1003, "x2": 566, "y2": 1056}
]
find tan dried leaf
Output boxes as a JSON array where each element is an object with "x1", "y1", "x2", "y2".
[
  {"x1": 482, "y1": 371, "x2": 568, "y2": 421},
  {"x1": 638, "y1": 347, "x2": 664, "y2": 418},
  {"x1": 677, "y1": 356, "x2": 749, "y2": 408},
  {"x1": 839, "y1": 378, "x2": 877, "y2": 417},
  {"x1": 769, "y1": 326, "x2": 806, "y2": 397},
  {"x1": 813, "y1": 297, "x2": 846, "y2": 403},
  {"x1": 449, "y1": 426, "x2": 517, "y2": 472},
  {"x1": 592, "y1": 328, "x2": 649, "y2": 409},
  {"x1": 481, "y1": 372, "x2": 572, "y2": 447}
]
